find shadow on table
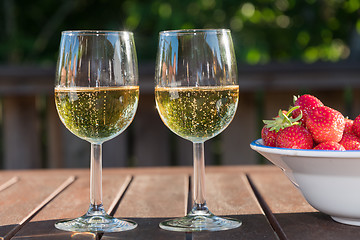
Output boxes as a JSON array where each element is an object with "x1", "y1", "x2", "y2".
[
  {"x1": 4, "y1": 219, "x2": 98, "y2": 240},
  {"x1": 274, "y1": 212, "x2": 360, "y2": 240},
  {"x1": 100, "y1": 214, "x2": 276, "y2": 240},
  {"x1": 6, "y1": 214, "x2": 277, "y2": 240}
]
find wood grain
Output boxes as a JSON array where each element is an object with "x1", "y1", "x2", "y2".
[
  {"x1": 115, "y1": 174, "x2": 188, "y2": 218},
  {"x1": 103, "y1": 174, "x2": 189, "y2": 240},
  {"x1": 5, "y1": 166, "x2": 360, "y2": 239},
  {"x1": 3, "y1": 96, "x2": 41, "y2": 169},
  {"x1": 0, "y1": 177, "x2": 18, "y2": 192},
  {"x1": 248, "y1": 171, "x2": 316, "y2": 214},
  {"x1": 133, "y1": 94, "x2": 171, "y2": 167},
  {"x1": 248, "y1": 170, "x2": 360, "y2": 240},
  {"x1": 192, "y1": 172, "x2": 278, "y2": 240},
  {"x1": 205, "y1": 173, "x2": 262, "y2": 215},
  {"x1": 104, "y1": 171, "x2": 278, "y2": 240},
  {"x1": 0, "y1": 174, "x2": 73, "y2": 239},
  {"x1": 222, "y1": 92, "x2": 259, "y2": 165},
  {"x1": 12, "y1": 172, "x2": 131, "y2": 240}
]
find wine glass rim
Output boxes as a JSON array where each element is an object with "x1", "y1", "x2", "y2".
[
  {"x1": 61, "y1": 30, "x2": 134, "y2": 36},
  {"x1": 159, "y1": 29, "x2": 230, "y2": 36}
]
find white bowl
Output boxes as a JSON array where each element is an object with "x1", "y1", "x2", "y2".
[{"x1": 250, "y1": 139, "x2": 360, "y2": 226}]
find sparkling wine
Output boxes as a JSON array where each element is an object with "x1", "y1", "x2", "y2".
[
  {"x1": 55, "y1": 86, "x2": 139, "y2": 143},
  {"x1": 155, "y1": 85, "x2": 239, "y2": 142}
]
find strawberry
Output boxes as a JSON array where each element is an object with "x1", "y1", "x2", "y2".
[
  {"x1": 261, "y1": 126, "x2": 277, "y2": 147},
  {"x1": 306, "y1": 106, "x2": 345, "y2": 143},
  {"x1": 261, "y1": 106, "x2": 302, "y2": 147},
  {"x1": 292, "y1": 94, "x2": 324, "y2": 126},
  {"x1": 276, "y1": 125, "x2": 313, "y2": 149},
  {"x1": 352, "y1": 115, "x2": 360, "y2": 138},
  {"x1": 344, "y1": 118, "x2": 354, "y2": 134},
  {"x1": 313, "y1": 141, "x2": 346, "y2": 151},
  {"x1": 339, "y1": 132, "x2": 360, "y2": 150},
  {"x1": 263, "y1": 106, "x2": 302, "y2": 131}
]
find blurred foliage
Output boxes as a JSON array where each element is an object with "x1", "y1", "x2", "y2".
[{"x1": 1, "y1": 0, "x2": 360, "y2": 65}]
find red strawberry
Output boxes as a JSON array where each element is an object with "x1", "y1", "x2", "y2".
[
  {"x1": 261, "y1": 126, "x2": 277, "y2": 147},
  {"x1": 352, "y1": 115, "x2": 360, "y2": 138},
  {"x1": 276, "y1": 125, "x2": 313, "y2": 149},
  {"x1": 344, "y1": 118, "x2": 354, "y2": 134},
  {"x1": 339, "y1": 132, "x2": 360, "y2": 150},
  {"x1": 292, "y1": 94, "x2": 324, "y2": 126},
  {"x1": 306, "y1": 106, "x2": 345, "y2": 143},
  {"x1": 313, "y1": 141, "x2": 346, "y2": 151},
  {"x1": 261, "y1": 106, "x2": 301, "y2": 147}
]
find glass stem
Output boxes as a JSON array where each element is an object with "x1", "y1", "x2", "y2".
[
  {"x1": 192, "y1": 142, "x2": 208, "y2": 212},
  {"x1": 90, "y1": 143, "x2": 103, "y2": 210}
]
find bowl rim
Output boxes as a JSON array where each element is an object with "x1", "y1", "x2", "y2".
[{"x1": 250, "y1": 139, "x2": 360, "y2": 158}]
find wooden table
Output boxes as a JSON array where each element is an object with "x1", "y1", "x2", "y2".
[{"x1": 1, "y1": 165, "x2": 360, "y2": 240}]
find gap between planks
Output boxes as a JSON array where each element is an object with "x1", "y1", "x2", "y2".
[
  {"x1": 185, "y1": 175, "x2": 192, "y2": 240},
  {"x1": 246, "y1": 174, "x2": 288, "y2": 240},
  {"x1": 3, "y1": 176, "x2": 76, "y2": 240},
  {"x1": 107, "y1": 175, "x2": 133, "y2": 216},
  {"x1": 97, "y1": 175, "x2": 134, "y2": 240}
]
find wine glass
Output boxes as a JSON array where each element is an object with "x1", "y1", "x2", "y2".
[
  {"x1": 155, "y1": 29, "x2": 242, "y2": 231},
  {"x1": 54, "y1": 30, "x2": 139, "y2": 232}
]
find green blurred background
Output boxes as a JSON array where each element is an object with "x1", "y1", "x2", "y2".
[
  {"x1": 2, "y1": 0, "x2": 360, "y2": 65},
  {"x1": 1, "y1": 0, "x2": 360, "y2": 169}
]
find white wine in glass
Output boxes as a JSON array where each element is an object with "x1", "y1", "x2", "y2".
[
  {"x1": 155, "y1": 29, "x2": 242, "y2": 231},
  {"x1": 54, "y1": 30, "x2": 139, "y2": 232}
]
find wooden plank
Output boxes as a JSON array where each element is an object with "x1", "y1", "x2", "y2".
[
  {"x1": 103, "y1": 165, "x2": 277, "y2": 175},
  {"x1": 46, "y1": 95, "x2": 64, "y2": 168},
  {"x1": 102, "y1": 218, "x2": 187, "y2": 240},
  {"x1": 204, "y1": 138, "x2": 217, "y2": 165},
  {"x1": 105, "y1": 172, "x2": 277, "y2": 240},
  {"x1": 12, "y1": 172, "x2": 131, "y2": 239},
  {"x1": 102, "y1": 132, "x2": 128, "y2": 167},
  {"x1": 238, "y1": 64, "x2": 360, "y2": 91},
  {"x1": 263, "y1": 91, "x2": 297, "y2": 119},
  {"x1": 133, "y1": 94, "x2": 171, "y2": 166},
  {"x1": 312, "y1": 90, "x2": 346, "y2": 116},
  {"x1": 0, "y1": 176, "x2": 18, "y2": 192},
  {"x1": 103, "y1": 174, "x2": 188, "y2": 239},
  {"x1": 248, "y1": 171, "x2": 316, "y2": 214},
  {"x1": 0, "y1": 174, "x2": 73, "y2": 239},
  {"x1": 0, "y1": 165, "x2": 276, "y2": 178},
  {"x1": 246, "y1": 169, "x2": 311, "y2": 240},
  {"x1": 2, "y1": 63, "x2": 360, "y2": 95},
  {"x1": 175, "y1": 137, "x2": 193, "y2": 166},
  {"x1": 62, "y1": 129, "x2": 90, "y2": 168},
  {"x1": 205, "y1": 173, "x2": 264, "y2": 215},
  {"x1": 190, "y1": 173, "x2": 277, "y2": 240},
  {"x1": 0, "y1": 174, "x2": 18, "y2": 187},
  {"x1": 350, "y1": 89, "x2": 360, "y2": 119},
  {"x1": 57, "y1": 117, "x2": 129, "y2": 168},
  {"x1": 115, "y1": 175, "x2": 188, "y2": 218},
  {"x1": 3, "y1": 96, "x2": 41, "y2": 169},
  {"x1": 0, "y1": 66, "x2": 54, "y2": 95},
  {"x1": 248, "y1": 170, "x2": 360, "y2": 240},
  {"x1": 222, "y1": 92, "x2": 258, "y2": 165}
]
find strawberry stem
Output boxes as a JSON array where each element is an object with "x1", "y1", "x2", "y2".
[{"x1": 263, "y1": 106, "x2": 302, "y2": 132}]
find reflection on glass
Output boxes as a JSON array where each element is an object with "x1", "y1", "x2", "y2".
[
  {"x1": 155, "y1": 29, "x2": 242, "y2": 232},
  {"x1": 54, "y1": 30, "x2": 138, "y2": 233}
]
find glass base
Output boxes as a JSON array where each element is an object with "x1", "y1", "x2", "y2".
[
  {"x1": 159, "y1": 206, "x2": 242, "y2": 232},
  {"x1": 55, "y1": 204, "x2": 137, "y2": 233}
]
